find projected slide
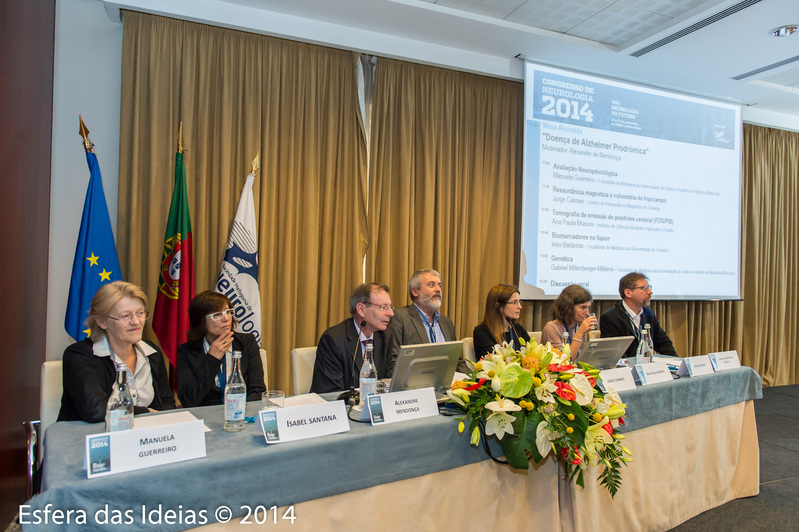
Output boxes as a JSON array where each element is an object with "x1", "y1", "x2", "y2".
[{"x1": 519, "y1": 62, "x2": 741, "y2": 300}]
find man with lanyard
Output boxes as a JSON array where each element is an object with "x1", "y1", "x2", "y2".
[
  {"x1": 310, "y1": 282, "x2": 396, "y2": 394},
  {"x1": 389, "y1": 269, "x2": 456, "y2": 345},
  {"x1": 599, "y1": 272, "x2": 677, "y2": 359}
]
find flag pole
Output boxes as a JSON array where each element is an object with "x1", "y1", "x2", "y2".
[{"x1": 79, "y1": 114, "x2": 93, "y2": 153}]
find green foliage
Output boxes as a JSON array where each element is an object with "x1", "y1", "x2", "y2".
[{"x1": 500, "y1": 365, "x2": 533, "y2": 398}]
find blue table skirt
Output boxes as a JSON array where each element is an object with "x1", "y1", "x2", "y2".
[{"x1": 22, "y1": 367, "x2": 761, "y2": 532}]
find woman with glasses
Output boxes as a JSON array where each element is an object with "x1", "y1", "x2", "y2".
[
  {"x1": 176, "y1": 291, "x2": 265, "y2": 407},
  {"x1": 58, "y1": 281, "x2": 176, "y2": 422},
  {"x1": 541, "y1": 284, "x2": 596, "y2": 355},
  {"x1": 473, "y1": 283, "x2": 530, "y2": 359}
]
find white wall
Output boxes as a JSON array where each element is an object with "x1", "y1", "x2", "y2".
[{"x1": 46, "y1": 0, "x2": 122, "y2": 361}]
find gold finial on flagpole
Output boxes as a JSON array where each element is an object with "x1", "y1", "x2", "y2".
[
  {"x1": 78, "y1": 114, "x2": 93, "y2": 152},
  {"x1": 177, "y1": 121, "x2": 184, "y2": 154},
  {"x1": 251, "y1": 152, "x2": 260, "y2": 175}
]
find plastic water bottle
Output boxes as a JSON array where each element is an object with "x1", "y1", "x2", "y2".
[
  {"x1": 359, "y1": 342, "x2": 377, "y2": 406},
  {"x1": 635, "y1": 328, "x2": 653, "y2": 365},
  {"x1": 644, "y1": 323, "x2": 655, "y2": 353},
  {"x1": 224, "y1": 351, "x2": 247, "y2": 432},
  {"x1": 106, "y1": 363, "x2": 134, "y2": 432},
  {"x1": 125, "y1": 366, "x2": 139, "y2": 407},
  {"x1": 561, "y1": 330, "x2": 570, "y2": 351}
]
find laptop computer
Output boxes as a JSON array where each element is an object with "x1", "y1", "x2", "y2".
[
  {"x1": 573, "y1": 336, "x2": 634, "y2": 370},
  {"x1": 390, "y1": 340, "x2": 463, "y2": 400}
]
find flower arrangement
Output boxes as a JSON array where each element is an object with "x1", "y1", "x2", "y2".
[{"x1": 448, "y1": 338, "x2": 632, "y2": 497}]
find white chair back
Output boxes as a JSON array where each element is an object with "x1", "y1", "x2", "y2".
[
  {"x1": 290, "y1": 347, "x2": 317, "y2": 395},
  {"x1": 259, "y1": 348, "x2": 268, "y2": 388},
  {"x1": 40, "y1": 360, "x2": 63, "y2": 460},
  {"x1": 461, "y1": 337, "x2": 475, "y2": 362},
  {"x1": 529, "y1": 331, "x2": 543, "y2": 344}
]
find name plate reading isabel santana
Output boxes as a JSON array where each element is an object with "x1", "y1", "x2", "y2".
[
  {"x1": 85, "y1": 420, "x2": 206, "y2": 479},
  {"x1": 259, "y1": 400, "x2": 349, "y2": 444}
]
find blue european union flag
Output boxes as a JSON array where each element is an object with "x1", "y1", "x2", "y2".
[{"x1": 64, "y1": 152, "x2": 123, "y2": 341}]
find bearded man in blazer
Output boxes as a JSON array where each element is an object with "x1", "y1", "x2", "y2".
[{"x1": 389, "y1": 269, "x2": 457, "y2": 350}]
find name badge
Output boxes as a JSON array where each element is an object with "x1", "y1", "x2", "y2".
[
  {"x1": 708, "y1": 350, "x2": 741, "y2": 371},
  {"x1": 85, "y1": 420, "x2": 206, "y2": 479},
  {"x1": 366, "y1": 388, "x2": 439, "y2": 425},
  {"x1": 259, "y1": 400, "x2": 349, "y2": 444},
  {"x1": 677, "y1": 355, "x2": 715, "y2": 377},
  {"x1": 635, "y1": 361, "x2": 674, "y2": 385},
  {"x1": 598, "y1": 367, "x2": 637, "y2": 392}
]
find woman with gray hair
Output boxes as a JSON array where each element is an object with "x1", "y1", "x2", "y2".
[
  {"x1": 58, "y1": 281, "x2": 175, "y2": 423},
  {"x1": 541, "y1": 284, "x2": 597, "y2": 355}
]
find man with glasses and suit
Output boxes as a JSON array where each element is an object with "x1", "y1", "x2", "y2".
[
  {"x1": 600, "y1": 272, "x2": 677, "y2": 358},
  {"x1": 310, "y1": 282, "x2": 396, "y2": 394}
]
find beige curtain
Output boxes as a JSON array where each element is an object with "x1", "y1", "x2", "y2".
[
  {"x1": 366, "y1": 59, "x2": 524, "y2": 338},
  {"x1": 117, "y1": 12, "x2": 367, "y2": 393},
  {"x1": 738, "y1": 124, "x2": 799, "y2": 385}
]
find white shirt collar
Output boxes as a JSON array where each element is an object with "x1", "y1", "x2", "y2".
[{"x1": 92, "y1": 338, "x2": 156, "y2": 358}]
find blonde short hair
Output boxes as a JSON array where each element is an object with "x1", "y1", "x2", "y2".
[{"x1": 87, "y1": 281, "x2": 149, "y2": 342}]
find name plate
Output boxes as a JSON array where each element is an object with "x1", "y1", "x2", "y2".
[
  {"x1": 677, "y1": 355, "x2": 715, "y2": 377},
  {"x1": 259, "y1": 400, "x2": 349, "y2": 444},
  {"x1": 366, "y1": 388, "x2": 439, "y2": 425},
  {"x1": 708, "y1": 350, "x2": 741, "y2": 371},
  {"x1": 635, "y1": 361, "x2": 674, "y2": 385},
  {"x1": 85, "y1": 420, "x2": 206, "y2": 479},
  {"x1": 598, "y1": 367, "x2": 637, "y2": 392}
]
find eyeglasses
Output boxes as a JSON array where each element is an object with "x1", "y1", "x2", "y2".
[
  {"x1": 364, "y1": 303, "x2": 394, "y2": 312},
  {"x1": 632, "y1": 285, "x2": 653, "y2": 291},
  {"x1": 108, "y1": 310, "x2": 150, "y2": 323},
  {"x1": 507, "y1": 300, "x2": 523, "y2": 306},
  {"x1": 206, "y1": 309, "x2": 234, "y2": 321}
]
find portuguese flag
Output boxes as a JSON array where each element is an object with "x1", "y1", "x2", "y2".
[{"x1": 152, "y1": 149, "x2": 195, "y2": 375}]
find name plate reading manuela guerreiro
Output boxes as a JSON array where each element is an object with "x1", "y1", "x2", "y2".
[
  {"x1": 259, "y1": 400, "x2": 349, "y2": 444},
  {"x1": 366, "y1": 387, "x2": 439, "y2": 425},
  {"x1": 85, "y1": 420, "x2": 206, "y2": 478}
]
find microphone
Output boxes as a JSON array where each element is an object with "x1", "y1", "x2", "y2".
[
  {"x1": 338, "y1": 320, "x2": 367, "y2": 404},
  {"x1": 506, "y1": 316, "x2": 522, "y2": 349}
]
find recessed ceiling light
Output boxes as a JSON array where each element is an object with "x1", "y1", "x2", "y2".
[{"x1": 770, "y1": 25, "x2": 799, "y2": 37}]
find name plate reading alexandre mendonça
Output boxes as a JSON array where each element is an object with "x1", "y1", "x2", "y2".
[
  {"x1": 85, "y1": 420, "x2": 206, "y2": 479},
  {"x1": 366, "y1": 387, "x2": 439, "y2": 425},
  {"x1": 259, "y1": 400, "x2": 349, "y2": 444}
]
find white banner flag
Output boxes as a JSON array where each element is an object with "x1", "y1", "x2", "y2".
[{"x1": 216, "y1": 173, "x2": 262, "y2": 346}]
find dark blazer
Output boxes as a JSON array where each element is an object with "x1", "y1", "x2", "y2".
[
  {"x1": 388, "y1": 304, "x2": 456, "y2": 345},
  {"x1": 473, "y1": 322, "x2": 531, "y2": 360},
  {"x1": 177, "y1": 332, "x2": 265, "y2": 407},
  {"x1": 600, "y1": 300, "x2": 677, "y2": 358},
  {"x1": 310, "y1": 318, "x2": 395, "y2": 394},
  {"x1": 58, "y1": 338, "x2": 176, "y2": 423}
]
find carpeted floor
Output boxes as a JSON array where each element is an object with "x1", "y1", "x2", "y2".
[{"x1": 669, "y1": 384, "x2": 799, "y2": 531}]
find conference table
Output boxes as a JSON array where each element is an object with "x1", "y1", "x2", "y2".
[{"x1": 23, "y1": 367, "x2": 762, "y2": 532}]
